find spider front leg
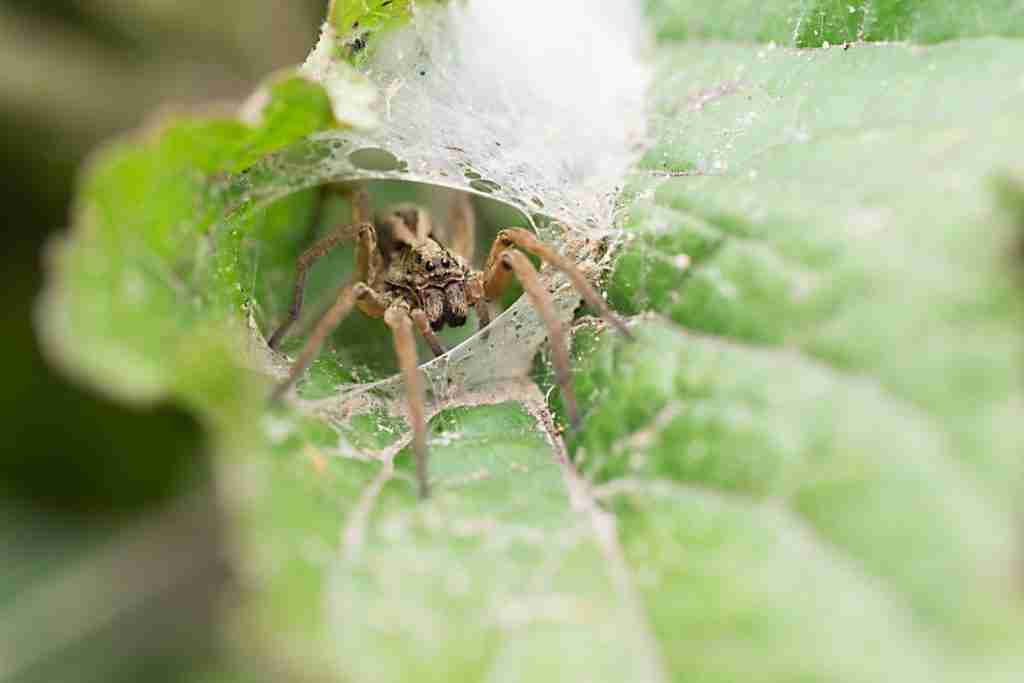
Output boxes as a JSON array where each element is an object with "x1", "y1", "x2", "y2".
[
  {"x1": 481, "y1": 228, "x2": 634, "y2": 430},
  {"x1": 270, "y1": 281, "x2": 384, "y2": 402},
  {"x1": 385, "y1": 304, "x2": 431, "y2": 499},
  {"x1": 484, "y1": 228, "x2": 634, "y2": 340},
  {"x1": 268, "y1": 186, "x2": 376, "y2": 349},
  {"x1": 467, "y1": 274, "x2": 491, "y2": 335},
  {"x1": 492, "y1": 250, "x2": 581, "y2": 428}
]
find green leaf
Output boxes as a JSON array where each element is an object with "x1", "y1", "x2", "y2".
[
  {"x1": 40, "y1": 73, "x2": 333, "y2": 407},
  {"x1": 329, "y1": 400, "x2": 665, "y2": 682},
  {"x1": 583, "y1": 35, "x2": 1024, "y2": 682},
  {"x1": 30, "y1": 72, "x2": 346, "y2": 676},
  {"x1": 32, "y1": 2, "x2": 1024, "y2": 682},
  {"x1": 608, "y1": 38, "x2": 1024, "y2": 504},
  {"x1": 644, "y1": 0, "x2": 1024, "y2": 46},
  {"x1": 328, "y1": 0, "x2": 449, "y2": 63}
]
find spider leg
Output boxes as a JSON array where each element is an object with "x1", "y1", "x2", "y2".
[
  {"x1": 475, "y1": 300, "x2": 492, "y2": 334},
  {"x1": 268, "y1": 220, "x2": 377, "y2": 349},
  {"x1": 410, "y1": 309, "x2": 447, "y2": 357},
  {"x1": 385, "y1": 304, "x2": 431, "y2": 500},
  {"x1": 466, "y1": 274, "x2": 491, "y2": 335},
  {"x1": 449, "y1": 191, "x2": 477, "y2": 263},
  {"x1": 484, "y1": 228, "x2": 634, "y2": 340},
  {"x1": 495, "y1": 251, "x2": 580, "y2": 430},
  {"x1": 270, "y1": 282, "x2": 377, "y2": 401},
  {"x1": 347, "y1": 184, "x2": 372, "y2": 224}
]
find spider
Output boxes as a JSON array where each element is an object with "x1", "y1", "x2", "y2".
[{"x1": 268, "y1": 184, "x2": 632, "y2": 499}]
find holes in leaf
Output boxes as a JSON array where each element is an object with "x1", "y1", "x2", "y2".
[
  {"x1": 349, "y1": 148, "x2": 403, "y2": 172},
  {"x1": 469, "y1": 179, "x2": 501, "y2": 194}
]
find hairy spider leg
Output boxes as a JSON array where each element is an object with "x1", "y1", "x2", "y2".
[
  {"x1": 271, "y1": 282, "x2": 380, "y2": 401},
  {"x1": 498, "y1": 250, "x2": 580, "y2": 429},
  {"x1": 467, "y1": 274, "x2": 491, "y2": 335},
  {"x1": 385, "y1": 304, "x2": 431, "y2": 500},
  {"x1": 449, "y1": 190, "x2": 477, "y2": 264},
  {"x1": 268, "y1": 185, "x2": 377, "y2": 350},
  {"x1": 446, "y1": 192, "x2": 494, "y2": 336},
  {"x1": 485, "y1": 228, "x2": 634, "y2": 340},
  {"x1": 271, "y1": 279, "x2": 435, "y2": 499},
  {"x1": 481, "y1": 227, "x2": 635, "y2": 430}
]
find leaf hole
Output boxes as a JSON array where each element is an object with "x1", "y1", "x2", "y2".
[{"x1": 349, "y1": 148, "x2": 403, "y2": 172}]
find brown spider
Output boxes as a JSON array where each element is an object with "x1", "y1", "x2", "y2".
[{"x1": 269, "y1": 185, "x2": 632, "y2": 499}]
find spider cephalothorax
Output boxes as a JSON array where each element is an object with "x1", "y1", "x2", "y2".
[
  {"x1": 269, "y1": 185, "x2": 631, "y2": 499},
  {"x1": 379, "y1": 207, "x2": 473, "y2": 331}
]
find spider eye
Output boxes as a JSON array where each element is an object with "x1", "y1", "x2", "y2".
[
  {"x1": 442, "y1": 259, "x2": 450, "y2": 268},
  {"x1": 425, "y1": 260, "x2": 435, "y2": 271}
]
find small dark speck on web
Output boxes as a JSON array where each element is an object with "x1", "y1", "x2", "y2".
[{"x1": 420, "y1": 70, "x2": 427, "y2": 76}]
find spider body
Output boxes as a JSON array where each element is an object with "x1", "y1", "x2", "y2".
[
  {"x1": 269, "y1": 185, "x2": 632, "y2": 499},
  {"x1": 377, "y1": 213, "x2": 474, "y2": 331}
]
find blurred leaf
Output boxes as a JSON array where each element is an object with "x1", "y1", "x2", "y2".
[
  {"x1": 31, "y1": 72, "x2": 341, "y2": 677},
  {"x1": 40, "y1": 73, "x2": 334, "y2": 407}
]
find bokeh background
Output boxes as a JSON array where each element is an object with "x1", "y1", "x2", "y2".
[{"x1": 0, "y1": 2, "x2": 324, "y2": 680}]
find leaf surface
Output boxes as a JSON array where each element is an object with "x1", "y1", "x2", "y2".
[{"x1": 28, "y1": 2, "x2": 1024, "y2": 681}]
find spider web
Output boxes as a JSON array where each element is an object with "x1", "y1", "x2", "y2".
[{"x1": 230, "y1": 0, "x2": 651, "y2": 414}]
